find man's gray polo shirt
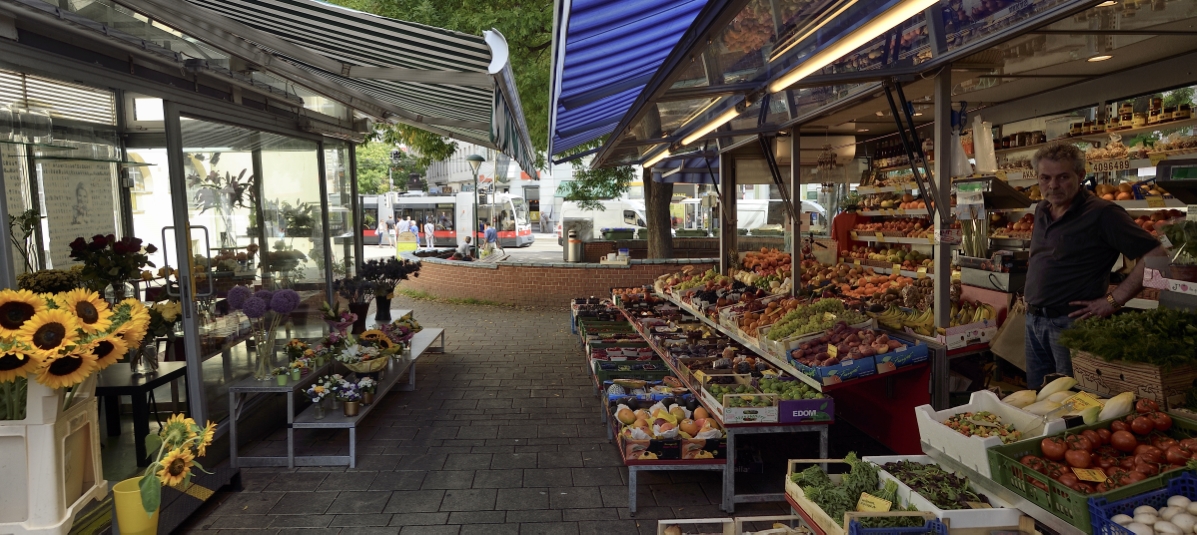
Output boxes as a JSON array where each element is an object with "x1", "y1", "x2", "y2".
[{"x1": 1025, "y1": 190, "x2": 1159, "y2": 310}]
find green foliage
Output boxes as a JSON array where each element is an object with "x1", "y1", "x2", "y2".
[
  {"x1": 1059, "y1": 308, "x2": 1197, "y2": 366},
  {"x1": 558, "y1": 162, "x2": 635, "y2": 210},
  {"x1": 376, "y1": 126, "x2": 457, "y2": 168},
  {"x1": 1164, "y1": 87, "x2": 1195, "y2": 109},
  {"x1": 355, "y1": 140, "x2": 428, "y2": 195}
]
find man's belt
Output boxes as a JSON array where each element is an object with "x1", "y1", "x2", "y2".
[{"x1": 1027, "y1": 304, "x2": 1080, "y2": 318}]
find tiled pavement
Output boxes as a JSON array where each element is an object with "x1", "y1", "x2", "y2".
[{"x1": 183, "y1": 297, "x2": 791, "y2": 534}]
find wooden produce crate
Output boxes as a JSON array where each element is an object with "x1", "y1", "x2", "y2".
[{"x1": 1071, "y1": 349, "x2": 1197, "y2": 410}]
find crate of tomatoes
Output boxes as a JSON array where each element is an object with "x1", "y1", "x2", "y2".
[{"x1": 987, "y1": 399, "x2": 1195, "y2": 533}]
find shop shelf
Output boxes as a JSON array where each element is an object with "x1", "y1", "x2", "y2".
[
  {"x1": 1090, "y1": 473, "x2": 1197, "y2": 535},
  {"x1": 849, "y1": 232, "x2": 945, "y2": 246},
  {"x1": 865, "y1": 454, "x2": 1023, "y2": 528},
  {"x1": 857, "y1": 183, "x2": 919, "y2": 195},
  {"x1": 1075, "y1": 116, "x2": 1197, "y2": 143},
  {"x1": 858, "y1": 208, "x2": 931, "y2": 217}
]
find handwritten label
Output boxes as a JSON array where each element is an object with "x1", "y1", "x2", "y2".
[
  {"x1": 856, "y1": 492, "x2": 893, "y2": 512},
  {"x1": 827, "y1": 344, "x2": 838, "y2": 358},
  {"x1": 1073, "y1": 468, "x2": 1109, "y2": 483},
  {"x1": 1146, "y1": 196, "x2": 1166, "y2": 208},
  {"x1": 1150, "y1": 153, "x2": 1168, "y2": 166},
  {"x1": 917, "y1": 267, "x2": 928, "y2": 279},
  {"x1": 927, "y1": 235, "x2": 937, "y2": 244},
  {"x1": 1091, "y1": 158, "x2": 1131, "y2": 173},
  {"x1": 965, "y1": 501, "x2": 993, "y2": 509},
  {"x1": 893, "y1": 264, "x2": 902, "y2": 274},
  {"x1": 853, "y1": 260, "x2": 861, "y2": 268},
  {"x1": 693, "y1": 370, "x2": 709, "y2": 384},
  {"x1": 875, "y1": 232, "x2": 886, "y2": 243}
]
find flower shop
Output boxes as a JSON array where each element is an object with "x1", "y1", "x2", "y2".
[{"x1": 0, "y1": 0, "x2": 534, "y2": 533}]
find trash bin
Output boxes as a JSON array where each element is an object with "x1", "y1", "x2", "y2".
[{"x1": 566, "y1": 230, "x2": 583, "y2": 263}]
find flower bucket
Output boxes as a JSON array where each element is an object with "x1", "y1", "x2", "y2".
[
  {"x1": 113, "y1": 477, "x2": 159, "y2": 535},
  {"x1": 347, "y1": 303, "x2": 369, "y2": 334},
  {"x1": 275, "y1": 375, "x2": 288, "y2": 386},
  {"x1": 343, "y1": 401, "x2": 360, "y2": 417},
  {"x1": 375, "y1": 296, "x2": 392, "y2": 322}
]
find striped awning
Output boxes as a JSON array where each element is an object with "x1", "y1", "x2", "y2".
[{"x1": 172, "y1": 0, "x2": 536, "y2": 173}]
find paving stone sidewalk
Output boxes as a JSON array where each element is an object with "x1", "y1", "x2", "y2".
[{"x1": 183, "y1": 297, "x2": 790, "y2": 534}]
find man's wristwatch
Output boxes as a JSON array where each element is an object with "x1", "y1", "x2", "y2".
[{"x1": 1106, "y1": 294, "x2": 1123, "y2": 310}]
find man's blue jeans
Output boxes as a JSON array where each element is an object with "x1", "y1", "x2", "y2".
[{"x1": 1025, "y1": 312, "x2": 1074, "y2": 389}]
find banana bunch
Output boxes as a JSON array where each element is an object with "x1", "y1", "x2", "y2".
[
  {"x1": 901, "y1": 308, "x2": 934, "y2": 336},
  {"x1": 869, "y1": 305, "x2": 908, "y2": 331},
  {"x1": 869, "y1": 301, "x2": 997, "y2": 335},
  {"x1": 949, "y1": 301, "x2": 996, "y2": 327}
]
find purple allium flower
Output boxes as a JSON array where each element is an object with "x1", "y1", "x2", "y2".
[
  {"x1": 241, "y1": 296, "x2": 267, "y2": 319},
  {"x1": 254, "y1": 290, "x2": 273, "y2": 303},
  {"x1": 227, "y1": 285, "x2": 252, "y2": 310},
  {"x1": 270, "y1": 289, "x2": 301, "y2": 315}
]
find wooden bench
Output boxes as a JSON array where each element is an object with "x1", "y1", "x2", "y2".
[{"x1": 228, "y1": 327, "x2": 445, "y2": 468}]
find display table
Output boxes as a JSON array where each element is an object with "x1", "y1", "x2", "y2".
[
  {"x1": 95, "y1": 361, "x2": 188, "y2": 466},
  {"x1": 227, "y1": 328, "x2": 444, "y2": 469}
]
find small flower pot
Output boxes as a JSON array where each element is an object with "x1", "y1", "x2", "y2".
[
  {"x1": 362, "y1": 392, "x2": 375, "y2": 405},
  {"x1": 313, "y1": 402, "x2": 326, "y2": 420},
  {"x1": 275, "y1": 375, "x2": 288, "y2": 386},
  {"x1": 290, "y1": 369, "x2": 301, "y2": 381},
  {"x1": 113, "y1": 476, "x2": 159, "y2": 535},
  {"x1": 343, "y1": 401, "x2": 360, "y2": 417}
]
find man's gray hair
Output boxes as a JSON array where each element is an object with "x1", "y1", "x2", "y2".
[{"x1": 1032, "y1": 142, "x2": 1086, "y2": 177}]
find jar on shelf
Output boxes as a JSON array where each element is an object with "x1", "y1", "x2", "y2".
[
  {"x1": 1070, "y1": 122, "x2": 1083, "y2": 136},
  {"x1": 1133, "y1": 113, "x2": 1148, "y2": 127},
  {"x1": 1149, "y1": 109, "x2": 1162, "y2": 124},
  {"x1": 1121, "y1": 112, "x2": 1134, "y2": 127},
  {"x1": 1082, "y1": 121, "x2": 1095, "y2": 134},
  {"x1": 1119, "y1": 102, "x2": 1134, "y2": 116},
  {"x1": 1178, "y1": 104, "x2": 1192, "y2": 120},
  {"x1": 1001, "y1": 136, "x2": 1010, "y2": 148},
  {"x1": 1107, "y1": 117, "x2": 1119, "y2": 131},
  {"x1": 1164, "y1": 107, "x2": 1177, "y2": 121},
  {"x1": 1150, "y1": 97, "x2": 1163, "y2": 112},
  {"x1": 1030, "y1": 131, "x2": 1045, "y2": 144}
]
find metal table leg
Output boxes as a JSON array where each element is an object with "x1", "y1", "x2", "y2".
[
  {"x1": 131, "y1": 390, "x2": 150, "y2": 466},
  {"x1": 349, "y1": 427, "x2": 357, "y2": 468},
  {"x1": 229, "y1": 391, "x2": 240, "y2": 469},
  {"x1": 286, "y1": 392, "x2": 295, "y2": 469},
  {"x1": 723, "y1": 427, "x2": 737, "y2": 512},
  {"x1": 628, "y1": 465, "x2": 638, "y2": 515}
]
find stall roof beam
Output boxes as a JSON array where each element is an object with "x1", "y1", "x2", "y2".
[
  {"x1": 342, "y1": 66, "x2": 493, "y2": 86},
  {"x1": 656, "y1": 82, "x2": 759, "y2": 102}
]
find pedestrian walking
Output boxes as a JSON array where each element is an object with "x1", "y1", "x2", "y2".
[
  {"x1": 483, "y1": 222, "x2": 504, "y2": 256},
  {"x1": 378, "y1": 216, "x2": 393, "y2": 247},
  {"x1": 423, "y1": 219, "x2": 436, "y2": 250}
]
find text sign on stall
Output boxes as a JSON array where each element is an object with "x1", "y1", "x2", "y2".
[
  {"x1": 1091, "y1": 159, "x2": 1131, "y2": 173},
  {"x1": 856, "y1": 493, "x2": 893, "y2": 513}
]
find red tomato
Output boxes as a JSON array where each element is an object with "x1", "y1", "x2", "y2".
[
  {"x1": 1065, "y1": 449, "x2": 1093, "y2": 468},
  {"x1": 1096, "y1": 481, "x2": 1114, "y2": 492},
  {"x1": 1126, "y1": 470, "x2": 1148, "y2": 483},
  {"x1": 1030, "y1": 479, "x2": 1049, "y2": 492},
  {"x1": 1137, "y1": 399, "x2": 1160, "y2": 414},
  {"x1": 1067, "y1": 434, "x2": 1095, "y2": 452},
  {"x1": 1150, "y1": 412, "x2": 1173, "y2": 432},
  {"x1": 1134, "y1": 444, "x2": 1162, "y2": 457},
  {"x1": 1083, "y1": 430, "x2": 1104, "y2": 447},
  {"x1": 1111, "y1": 430, "x2": 1139, "y2": 453},
  {"x1": 1132, "y1": 416, "x2": 1156, "y2": 435},
  {"x1": 1097, "y1": 429, "x2": 1112, "y2": 446},
  {"x1": 1120, "y1": 456, "x2": 1138, "y2": 470},
  {"x1": 1181, "y1": 438, "x2": 1197, "y2": 451},
  {"x1": 1097, "y1": 455, "x2": 1118, "y2": 469},
  {"x1": 1136, "y1": 450, "x2": 1164, "y2": 465},
  {"x1": 1153, "y1": 436, "x2": 1178, "y2": 451},
  {"x1": 1111, "y1": 420, "x2": 1130, "y2": 433},
  {"x1": 1166, "y1": 446, "x2": 1192, "y2": 464},
  {"x1": 1057, "y1": 472, "x2": 1079, "y2": 486},
  {"x1": 1072, "y1": 481, "x2": 1095, "y2": 494},
  {"x1": 1135, "y1": 462, "x2": 1160, "y2": 476},
  {"x1": 1041, "y1": 437, "x2": 1068, "y2": 461}
]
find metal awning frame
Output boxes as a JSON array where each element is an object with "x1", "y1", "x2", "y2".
[{"x1": 592, "y1": 0, "x2": 1106, "y2": 168}]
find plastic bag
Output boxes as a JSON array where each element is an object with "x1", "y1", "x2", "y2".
[
  {"x1": 972, "y1": 114, "x2": 998, "y2": 174},
  {"x1": 952, "y1": 130, "x2": 973, "y2": 178}
]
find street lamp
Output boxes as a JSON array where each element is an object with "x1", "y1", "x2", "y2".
[{"x1": 466, "y1": 154, "x2": 485, "y2": 257}]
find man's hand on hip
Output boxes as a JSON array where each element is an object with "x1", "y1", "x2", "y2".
[{"x1": 1068, "y1": 298, "x2": 1118, "y2": 320}]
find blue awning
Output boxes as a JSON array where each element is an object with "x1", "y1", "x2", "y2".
[{"x1": 548, "y1": 0, "x2": 709, "y2": 158}]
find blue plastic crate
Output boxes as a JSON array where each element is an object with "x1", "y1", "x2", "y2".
[
  {"x1": 847, "y1": 519, "x2": 949, "y2": 535},
  {"x1": 1090, "y1": 473, "x2": 1197, "y2": 535}
]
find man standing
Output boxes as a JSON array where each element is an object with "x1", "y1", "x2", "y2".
[
  {"x1": 483, "y1": 223, "x2": 499, "y2": 257},
  {"x1": 423, "y1": 218, "x2": 436, "y2": 250},
  {"x1": 381, "y1": 216, "x2": 395, "y2": 247},
  {"x1": 1024, "y1": 144, "x2": 1167, "y2": 388}
]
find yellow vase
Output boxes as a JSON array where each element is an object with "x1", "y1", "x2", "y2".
[{"x1": 113, "y1": 477, "x2": 159, "y2": 535}]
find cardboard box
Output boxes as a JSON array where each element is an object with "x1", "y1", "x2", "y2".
[
  {"x1": 905, "y1": 319, "x2": 998, "y2": 350},
  {"x1": 777, "y1": 397, "x2": 835, "y2": 424},
  {"x1": 791, "y1": 355, "x2": 877, "y2": 386},
  {"x1": 1071, "y1": 350, "x2": 1197, "y2": 410},
  {"x1": 874, "y1": 342, "x2": 930, "y2": 373},
  {"x1": 696, "y1": 374, "x2": 779, "y2": 424},
  {"x1": 616, "y1": 433, "x2": 726, "y2": 461}
]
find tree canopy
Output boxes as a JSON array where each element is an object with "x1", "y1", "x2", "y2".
[{"x1": 355, "y1": 141, "x2": 427, "y2": 195}]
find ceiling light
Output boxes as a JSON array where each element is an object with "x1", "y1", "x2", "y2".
[
  {"x1": 769, "y1": 0, "x2": 939, "y2": 93},
  {"x1": 913, "y1": 112, "x2": 924, "y2": 117},
  {"x1": 857, "y1": 128, "x2": 870, "y2": 132},
  {"x1": 681, "y1": 103, "x2": 745, "y2": 146},
  {"x1": 1088, "y1": 54, "x2": 1113, "y2": 62},
  {"x1": 642, "y1": 148, "x2": 671, "y2": 169},
  {"x1": 1097, "y1": 1, "x2": 1117, "y2": 6},
  {"x1": 875, "y1": 111, "x2": 885, "y2": 117}
]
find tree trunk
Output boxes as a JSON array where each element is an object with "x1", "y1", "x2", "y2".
[{"x1": 644, "y1": 168, "x2": 674, "y2": 259}]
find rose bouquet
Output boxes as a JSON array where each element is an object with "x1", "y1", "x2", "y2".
[
  {"x1": 225, "y1": 285, "x2": 301, "y2": 380},
  {"x1": 319, "y1": 301, "x2": 356, "y2": 333},
  {"x1": 68, "y1": 234, "x2": 158, "y2": 295}
]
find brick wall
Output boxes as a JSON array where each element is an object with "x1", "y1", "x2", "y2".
[
  {"x1": 401, "y1": 256, "x2": 716, "y2": 307},
  {"x1": 580, "y1": 237, "x2": 786, "y2": 263}
]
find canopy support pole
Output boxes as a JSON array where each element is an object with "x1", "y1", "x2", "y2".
[
  {"x1": 932, "y1": 68, "x2": 953, "y2": 410},
  {"x1": 789, "y1": 128, "x2": 801, "y2": 295},
  {"x1": 719, "y1": 155, "x2": 737, "y2": 273}
]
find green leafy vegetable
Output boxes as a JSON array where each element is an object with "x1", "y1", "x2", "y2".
[
  {"x1": 791, "y1": 453, "x2": 925, "y2": 529},
  {"x1": 1059, "y1": 308, "x2": 1197, "y2": 367}
]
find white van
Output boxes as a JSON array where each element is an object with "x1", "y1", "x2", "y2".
[{"x1": 554, "y1": 199, "x2": 646, "y2": 244}]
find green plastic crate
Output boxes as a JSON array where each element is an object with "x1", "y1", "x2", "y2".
[{"x1": 987, "y1": 416, "x2": 1197, "y2": 533}]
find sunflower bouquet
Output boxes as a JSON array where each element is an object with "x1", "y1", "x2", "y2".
[
  {"x1": 139, "y1": 415, "x2": 215, "y2": 515},
  {"x1": 0, "y1": 288, "x2": 151, "y2": 420}
]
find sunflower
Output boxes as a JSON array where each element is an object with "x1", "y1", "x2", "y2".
[
  {"x1": 0, "y1": 350, "x2": 41, "y2": 383},
  {"x1": 56, "y1": 289, "x2": 113, "y2": 334},
  {"x1": 359, "y1": 329, "x2": 387, "y2": 341},
  {"x1": 18, "y1": 309, "x2": 80, "y2": 358},
  {"x1": 156, "y1": 447, "x2": 194, "y2": 487},
  {"x1": 88, "y1": 334, "x2": 129, "y2": 370},
  {"x1": 34, "y1": 350, "x2": 97, "y2": 389},
  {"x1": 197, "y1": 421, "x2": 217, "y2": 456},
  {"x1": 0, "y1": 289, "x2": 48, "y2": 337},
  {"x1": 359, "y1": 330, "x2": 393, "y2": 349},
  {"x1": 161, "y1": 413, "x2": 197, "y2": 447}
]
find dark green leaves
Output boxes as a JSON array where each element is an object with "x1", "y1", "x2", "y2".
[{"x1": 1059, "y1": 308, "x2": 1197, "y2": 367}]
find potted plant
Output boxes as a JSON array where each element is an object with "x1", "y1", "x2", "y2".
[
  {"x1": 336, "y1": 380, "x2": 361, "y2": 417},
  {"x1": 225, "y1": 286, "x2": 301, "y2": 380},
  {"x1": 319, "y1": 301, "x2": 357, "y2": 334},
  {"x1": 332, "y1": 277, "x2": 373, "y2": 334},
  {"x1": 1162, "y1": 221, "x2": 1197, "y2": 282},
  {"x1": 357, "y1": 377, "x2": 378, "y2": 405},
  {"x1": 359, "y1": 258, "x2": 421, "y2": 322},
  {"x1": 114, "y1": 415, "x2": 214, "y2": 535},
  {"x1": 67, "y1": 234, "x2": 158, "y2": 302},
  {"x1": 305, "y1": 377, "x2": 334, "y2": 419}
]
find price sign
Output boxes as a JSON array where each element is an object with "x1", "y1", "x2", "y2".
[
  {"x1": 1062, "y1": 392, "x2": 1103, "y2": 412},
  {"x1": 927, "y1": 235, "x2": 937, "y2": 244},
  {"x1": 693, "y1": 370, "x2": 709, "y2": 384},
  {"x1": 917, "y1": 267, "x2": 928, "y2": 279},
  {"x1": 896, "y1": 208, "x2": 907, "y2": 215},
  {"x1": 1073, "y1": 468, "x2": 1109, "y2": 483},
  {"x1": 893, "y1": 264, "x2": 902, "y2": 274},
  {"x1": 853, "y1": 260, "x2": 861, "y2": 268},
  {"x1": 857, "y1": 493, "x2": 893, "y2": 513},
  {"x1": 875, "y1": 232, "x2": 886, "y2": 243},
  {"x1": 1092, "y1": 158, "x2": 1132, "y2": 173},
  {"x1": 827, "y1": 344, "x2": 838, "y2": 358},
  {"x1": 851, "y1": 232, "x2": 860, "y2": 240},
  {"x1": 995, "y1": 170, "x2": 1008, "y2": 181},
  {"x1": 1146, "y1": 196, "x2": 1166, "y2": 208},
  {"x1": 1150, "y1": 153, "x2": 1168, "y2": 166}
]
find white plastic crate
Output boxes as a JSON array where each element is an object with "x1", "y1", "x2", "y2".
[
  {"x1": 657, "y1": 517, "x2": 735, "y2": 535},
  {"x1": 864, "y1": 454, "x2": 1023, "y2": 528},
  {"x1": 914, "y1": 390, "x2": 1066, "y2": 478}
]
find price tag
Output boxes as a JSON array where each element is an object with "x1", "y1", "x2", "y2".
[
  {"x1": 875, "y1": 232, "x2": 886, "y2": 243},
  {"x1": 1161, "y1": 235, "x2": 1173, "y2": 249},
  {"x1": 1146, "y1": 196, "x2": 1166, "y2": 208},
  {"x1": 827, "y1": 344, "x2": 838, "y2": 358},
  {"x1": 851, "y1": 231, "x2": 860, "y2": 240},
  {"x1": 897, "y1": 208, "x2": 907, "y2": 215},
  {"x1": 927, "y1": 235, "x2": 936, "y2": 244},
  {"x1": 856, "y1": 493, "x2": 893, "y2": 513},
  {"x1": 917, "y1": 267, "x2": 928, "y2": 279},
  {"x1": 1073, "y1": 468, "x2": 1109, "y2": 483},
  {"x1": 1062, "y1": 392, "x2": 1103, "y2": 412},
  {"x1": 693, "y1": 370, "x2": 709, "y2": 384},
  {"x1": 1092, "y1": 158, "x2": 1132, "y2": 173},
  {"x1": 893, "y1": 264, "x2": 902, "y2": 274},
  {"x1": 995, "y1": 170, "x2": 1008, "y2": 181},
  {"x1": 853, "y1": 260, "x2": 861, "y2": 268},
  {"x1": 1150, "y1": 153, "x2": 1168, "y2": 166},
  {"x1": 965, "y1": 502, "x2": 993, "y2": 509}
]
